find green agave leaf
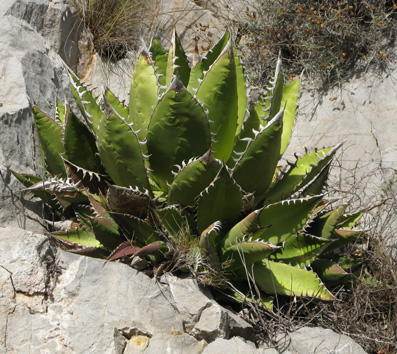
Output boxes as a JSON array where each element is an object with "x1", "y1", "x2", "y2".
[
  {"x1": 250, "y1": 259, "x2": 335, "y2": 300},
  {"x1": 196, "y1": 166, "x2": 242, "y2": 234},
  {"x1": 156, "y1": 206, "x2": 186, "y2": 236},
  {"x1": 188, "y1": 31, "x2": 230, "y2": 92},
  {"x1": 11, "y1": 171, "x2": 42, "y2": 188},
  {"x1": 324, "y1": 229, "x2": 363, "y2": 254},
  {"x1": 69, "y1": 71, "x2": 105, "y2": 135},
  {"x1": 267, "y1": 58, "x2": 284, "y2": 121},
  {"x1": 301, "y1": 162, "x2": 331, "y2": 196},
  {"x1": 33, "y1": 105, "x2": 66, "y2": 178},
  {"x1": 222, "y1": 241, "x2": 277, "y2": 271},
  {"x1": 166, "y1": 29, "x2": 190, "y2": 87},
  {"x1": 308, "y1": 205, "x2": 347, "y2": 239},
  {"x1": 105, "y1": 88, "x2": 129, "y2": 121},
  {"x1": 245, "y1": 79, "x2": 273, "y2": 127},
  {"x1": 231, "y1": 75, "x2": 298, "y2": 166},
  {"x1": 11, "y1": 171, "x2": 58, "y2": 208},
  {"x1": 232, "y1": 291, "x2": 274, "y2": 311},
  {"x1": 265, "y1": 143, "x2": 343, "y2": 203},
  {"x1": 337, "y1": 210, "x2": 364, "y2": 229},
  {"x1": 73, "y1": 204, "x2": 95, "y2": 222},
  {"x1": 232, "y1": 109, "x2": 283, "y2": 197},
  {"x1": 147, "y1": 77, "x2": 211, "y2": 191},
  {"x1": 270, "y1": 233, "x2": 330, "y2": 268},
  {"x1": 254, "y1": 195, "x2": 324, "y2": 245},
  {"x1": 233, "y1": 46, "x2": 247, "y2": 136},
  {"x1": 199, "y1": 221, "x2": 222, "y2": 265},
  {"x1": 129, "y1": 48, "x2": 158, "y2": 140},
  {"x1": 110, "y1": 212, "x2": 160, "y2": 247},
  {"x1": 168, "y1": 153, "x2": 221, "y2": 207},
  {"x1": 332, "y1": 256, "x2": 362, "y2": 272},
  {"x1": 54, "y1": 189, "x2": 89, "y2": 210},
  {"x1": 227, "y1": 100, "x2": 263, "y2": 169},
  {"x1": 64, "y1": 110, "x2": 102, "y2": 173},
  {"x1": 149, "y1": 38, "x2": 168, "y2": 91},
  {"x1": 254, "y1": 94, "x2": 270, "y2": 122},
  {"x1": 196, "y1": 38, "x2": 238, "y2": 162},
  {"x1": 55, "y1": 98, "x2": 66, "y2": 126},
  {"x1": 52, "y1": 228, "x2": 101, "y2": 248},
  {"x1": 90, "y1": 216, "x2": 124, "y2": 251},
  {"x1": 222, "y1": 210, "x2": 260, "y2": 249},
  {"x1": 98, "y1": 103, "x2": 151, "y2": 192},
  {"x1": 310, "y1": 259, "x2": 350, "y2": 287},
  {"x1": 279, "y1": 76, "x2": 300, "y2": 156}
]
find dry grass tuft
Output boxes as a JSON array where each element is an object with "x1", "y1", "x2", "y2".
[{"x1": 67, "y1": 0, "x2": 153, "y2": 61}]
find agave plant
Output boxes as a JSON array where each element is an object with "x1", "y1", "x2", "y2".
[{"x1": 13, "y1": 30, "x2": 364, "y2": 304}]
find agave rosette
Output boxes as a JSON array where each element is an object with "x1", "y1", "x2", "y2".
[{"x1": 13, "y1": 30, "x2": 365, "y2": 304}]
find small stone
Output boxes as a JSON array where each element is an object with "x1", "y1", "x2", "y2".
[
  {"x1": 286, "y1": 326, "x2": 367, "y2": 354},
  {"x1": 129, "y1": 335, "x2": 150, "y2": 350},
  {"x1": 191, "y1": 304, "x2": 229, "y2": 342},
  {"x1": 202, "y1": 337, "x2": 257, "y2": 354}
]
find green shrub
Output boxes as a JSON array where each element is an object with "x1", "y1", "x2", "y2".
[
  {"x1": 13, "y1": 31, "x2": 366, "y2": 306},
  {"x1": 234, "y1": 0, "x2": 397, "y2": 87}
]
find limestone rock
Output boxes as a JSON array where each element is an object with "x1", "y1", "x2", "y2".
[
  {"x1": 286, "y1": 327, "x2": 367, "y2": 354},
  {"x1": 124, "y1": 333, "x2": 206, "y2": 354},
  {"x1": 202, "y1": 337, "x2": 257, "y2": 354},
  {"x1": 5, "y1": 0, "x2": 91, "y2": 75},
  {"x1": 0, "y1": 227, "x2": 54, "y2": 304},
  {"x1": 0, "y1": 0, "x2": 80, "y2": 230},
  {"x1": 0, "y1": 227, "x2": 369, "y2": 353},
  {"x1": 192, "y1": 304, "x2": 230, "y2": 342},
  {"x1": 0, "y1": 227, "x2": 254, "y2": 353},
  {"x1": 166, "y1": 275, "x2": 213, "y2": 327},
  {"x1": 191, "y1": 303, "x2": 255, "y2": 343}
]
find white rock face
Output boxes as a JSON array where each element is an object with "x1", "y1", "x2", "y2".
[
  {"x1": 286, "y1": 69, "x2": 397, "y2": 245},
  {"x1": 0, "y1": 0, "x2": 83, "y2": 230}
]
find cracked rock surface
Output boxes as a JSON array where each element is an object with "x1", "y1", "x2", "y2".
[
  {"x1": 0, "y1": 227, "x2": 367, "y2": 353},
  {"x1": 0, "y1": 227, "x2": 255, "y2": 353}
]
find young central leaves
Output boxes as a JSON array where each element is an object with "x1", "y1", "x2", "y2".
[
  {"x1": 196, "y1": 166, "x2": 242, "y2": 234},
  {"x1": 147, "y1": 77, "x2": 211, "y2": 192},
  {"x1": 98, "y1": 102, "x2": 151, "y2": 193},
  {"x1": 15, "y1": 29, "x2": 366, "y2": 305},
  {"x1": 196, "y1": 37, "x2": 238, "y2": 163},
  {"x1": 129, "y1": 49, "x2": 158, "y2": 140}
]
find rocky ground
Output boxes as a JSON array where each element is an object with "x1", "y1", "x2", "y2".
[{"x1": 0, "y1": 227, "x2": 366, "y2": 353}]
